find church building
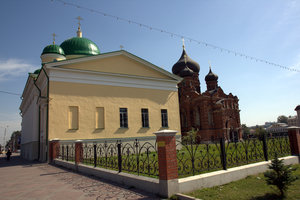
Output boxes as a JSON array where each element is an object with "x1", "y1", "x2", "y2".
[
  {"x1": 19, "y1": 21, "x2": 181, "y2": 161},
  {"x1": 172, "y1": 45, "x2": 242, "y2": 141}
]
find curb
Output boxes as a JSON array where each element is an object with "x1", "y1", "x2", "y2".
[{"x1": 175, "y1": 193, "x2": 202, "y2": 200}]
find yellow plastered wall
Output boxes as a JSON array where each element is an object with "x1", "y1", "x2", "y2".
[
  {"x1": 48, "y1": 81, "x2": 181, "y2": 140},
  {"x1": 61, "y1": 54, "x2": 171, "y2": 80}
]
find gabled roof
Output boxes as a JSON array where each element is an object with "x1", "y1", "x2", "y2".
[{"x1": 44, "y1": 50, "x2": 182, "y2": 82}]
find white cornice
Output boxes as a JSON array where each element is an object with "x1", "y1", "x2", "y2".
[{"x1": 48, "y1": 67, "x2": 179, "y2": 91}]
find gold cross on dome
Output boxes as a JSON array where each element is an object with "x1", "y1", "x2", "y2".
[
  {"x1": 52, "y1": 33, "x2": 56, "y2": 45},
  {"x1": 76, "y1": 16, "x2": 83, "y2": 27},
  {"x1": 182, "y1": 38, "x2": 185, "y2": 49}
]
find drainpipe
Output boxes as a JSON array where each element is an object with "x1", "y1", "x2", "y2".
[
  {"x1": 33, "y1": 80, "x2": 41, "y2": 161},
  {"x1": 41, "y1": 66, "x2": 50, "y2": 162}
]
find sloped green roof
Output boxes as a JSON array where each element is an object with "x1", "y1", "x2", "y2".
[
  {"x1": 41, "y1": 44, "x2": 65, "y2": 56},
  {"x1": 60, "y1": 37, "x2": 100, "y2": 56},
  {"x1": 34, "y1": 69, "x2": 41, "y2": 74}
]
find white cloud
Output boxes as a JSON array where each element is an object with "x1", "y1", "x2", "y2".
[{"x1": 0, "y1": 59, "x2": 37, "y2": 81}]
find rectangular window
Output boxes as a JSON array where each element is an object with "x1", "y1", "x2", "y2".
[
  {"x1": 68, "y1": 106, "x2": 79, "y2": 129},
  {"x1": 161, "y1": 109, "x2": 168, "y2": 127},
  {"x1": 141, "y1": 108, "x2": 149, "y2": 128},
  {"x1": 95, "y1": 107, "x2": 105, "y2": 129},
  {"x1": 120, "y1": 108, "x2": 128, "y2": 128}
]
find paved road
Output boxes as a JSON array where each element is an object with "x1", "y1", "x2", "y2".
[{"x1": 0, "y1": 154, "x2": 160, "y2": 200}]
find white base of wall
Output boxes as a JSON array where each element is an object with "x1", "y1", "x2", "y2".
[{"x1": 178, "y1": 156, "x2": 300, "y2": 194}]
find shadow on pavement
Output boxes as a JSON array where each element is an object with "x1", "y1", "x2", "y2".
[
  {"x1": 0, "y1": 154, "x2": 160, "y2": 199},
  {"x1": 0, "y1": 154, "x2": 45, "y2": 168}
]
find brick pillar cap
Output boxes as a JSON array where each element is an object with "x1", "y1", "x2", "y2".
[
  {"x1": 288, "y1": 126, "x2": 300, "y2": 130},
  {"x1": 75, "y1": 140, "x2": 83, "y2": 143},
  {"x1": 154, "y1": 129, "x2": 177, "y2": 137},
  {"x1": 50, "y1": 138, "x2": 60, "y2": 142}
]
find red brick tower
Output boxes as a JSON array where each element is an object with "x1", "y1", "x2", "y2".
[{"x1": 172, "y1": 48, "x2": 242, "y2": 141}]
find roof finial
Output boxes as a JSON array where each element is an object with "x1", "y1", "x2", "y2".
[
  {"x1": 52, "y1": 33, "x2": 56, "y2": 45},
  {"x1": 182, "y1": 37, "x2": 185, "y2": 50},
  {"x1": 120, "y1": 45, "x2": 124, "y2": 50},
  {"x1": 76, "y1": 16, "x2": 83, "y2": 38},
  {"x1": 209, "y1": 61, "x2": 212, "y2": 71}
]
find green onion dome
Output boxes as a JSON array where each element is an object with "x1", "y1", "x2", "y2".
[
  {"x1": 60, "y1": 37, "x2": 100, "y2": 56},
  {"x1": 34, "y1": 69, "x2": 41, "y2": 74},
  {"x1": 41, "y1": 44, "x2": 65, "y2": 56}
]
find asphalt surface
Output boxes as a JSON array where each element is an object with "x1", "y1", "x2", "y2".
[{"x1": 0, "y1": 153, "x2": 160, "y2": 200}]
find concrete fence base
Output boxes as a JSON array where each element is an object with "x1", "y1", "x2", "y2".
[
  {"x1": 53, "y1": 155, "x2": 299, "y2": 197},
  {"x1": 178, "y1": 156, "x2": 300, "y2": 194}
]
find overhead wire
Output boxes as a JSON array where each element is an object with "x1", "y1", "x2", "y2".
[
  {"x1": 0, "y1": 90, "x2": 21, "y2": 97},
  {"x1": 51, "y1": 0, "x2": 300, "y2": 73}
]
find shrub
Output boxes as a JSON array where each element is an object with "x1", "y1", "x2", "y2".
[{"x1": 264, "y1": 154, "x2": 298, "y2": 197}]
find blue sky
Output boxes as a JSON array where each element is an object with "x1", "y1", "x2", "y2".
[{"x1": 0, "y1": 0, "x2": 300, "y2": 144}]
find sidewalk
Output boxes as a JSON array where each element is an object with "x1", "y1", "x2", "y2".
[{"x1": 0, "y1": 154, "x2": 160, "y2": 200}]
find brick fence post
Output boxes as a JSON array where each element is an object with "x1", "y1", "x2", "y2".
[
  {"x1": 154, "y1": 130, "x2": 179, "y2": 198},
  {"x1": 75, "y1": 140, "x2": 83, "y2": 165},
  {"x1": 49, "y1": 139, "x2": 60, "y2": 162},
  {"x1": 288, "y1": 126, "x2": 300, "y2": 155}
]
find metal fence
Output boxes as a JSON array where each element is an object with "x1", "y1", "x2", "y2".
[
  {"x1": 57, "y1": 143, "x2": 75, "y2": 162},
  {"x1": 176, "y1": 135, "x2": 291, "y2": 177},
  {"x1": 56, "y1": 134, "x2": 291, "y2": 178},
  {"x1": 57, "y1": 139, "x2": 159, "y2": 177}
]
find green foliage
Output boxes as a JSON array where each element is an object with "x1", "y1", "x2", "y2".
[
  {"x1": 264, "y1": 154, "x2": 298, "y2": 197},
  {"x1": 277, "y1": 115, "x2": 288, "y2": 124},
  {"x1": 255, "y1": 126, "x2": 267, "y2": 140},
  {"x1": 182, "y1": 128, "x2": 198, "y2": 144},
  {"x1": 242, "y1": 124, "x2": 250, "y2": 138}
]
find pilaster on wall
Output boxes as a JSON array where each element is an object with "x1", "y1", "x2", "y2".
[
  {"x1": 288, "y1": 127, "x2": 300, "y2": 155},
  {"x1": 154, "y1": 130, "x2": 179, "y2": 198}
]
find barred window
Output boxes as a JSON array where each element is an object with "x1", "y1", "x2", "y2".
[
  {"x1": 141, "y1": 108, "x2": 149, "y2": 128},
  {"x1": 161, "y1": 109, "x2": 168, "y2": 127},
  {"x1": 120, "y1": 108, "x2": 128, "y2": 128}
]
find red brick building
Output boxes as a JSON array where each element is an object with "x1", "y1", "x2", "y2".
[{"x1": 172, "y1": 48, "x2": 242, "y2": 141}]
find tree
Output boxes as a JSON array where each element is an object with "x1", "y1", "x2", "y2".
[
  {"x1": 277, "y1": 115, "x2": 288, "y2": 124},
  {"x1": 242, "y1": 124, "x2": 250, "y2": 138},
  {"x1": 264, "y1": 154, "x2": 298, "y2": 197},
  {"x1": 255, "y1": 126, "x2": 266, "y2": 140}
]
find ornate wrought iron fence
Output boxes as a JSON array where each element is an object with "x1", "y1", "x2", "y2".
[
  {"x1": 120, "y1": 139, "x2": 158, "y2": 176},
  {"x1": 177, "y1": 134, "x2": 291, "y2": 177},
  {"x1": 58, "y1": 143, "x2": 75, "y2": 162},
  {"x1": 176, "y1": 136, "x2": 222, "y2": 176},
  {"x1": 69, "y1": 139, "x2": 158, "y2": 177}
]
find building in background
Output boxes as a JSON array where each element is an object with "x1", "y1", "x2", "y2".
[
  {"x1": 288, "y1": 115, "x2": 299, "y2": 127},
  {"x1": 172, "y1": 45, "x2": 241, "y2": 141},
  {"x1": 295, "y1": 105, "x2": 300, "y2": 126},
  {"x1": 20, "y1": 22, "x2": 181, "y2": 161}
]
